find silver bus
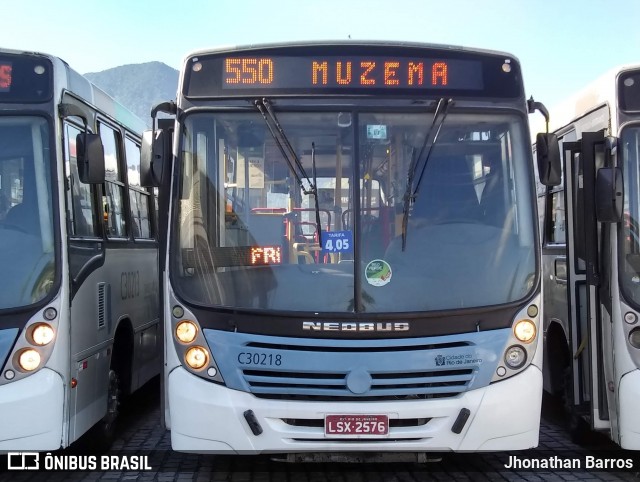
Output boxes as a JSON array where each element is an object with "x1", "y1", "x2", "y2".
[
  {"x1": 539, "y1": 64, "x2": 640, "y2": 449},
  {"x1": 0, "y1": 48, "x2": 160, "y2": 450}
]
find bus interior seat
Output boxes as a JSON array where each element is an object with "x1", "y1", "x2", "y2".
[
  {"x1": 4, "y1": 202, "x2": 39, "y2": 235},
  {"x1": 361, "y1": 212, "x2": 386, "y2": 260},
  {"x1": 412, "y1": 156, "x2": 482, "y2": 224},
  {"x1": 479, "y1": 160, "x2": 508, "y2": 228}
]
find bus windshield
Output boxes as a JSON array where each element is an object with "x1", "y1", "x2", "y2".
[
  {"x1": 621, "y1": 125, "x2": 640, "y2": 307},
  {"x1": 172, "y1": 108, "x2": 536, "y2": 313},
  {"x1": 0, "y1": 116, "x2": 55, "y2": 309}
]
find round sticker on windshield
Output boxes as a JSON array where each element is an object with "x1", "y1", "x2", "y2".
[{"x1": 365, "y1": 259, "x2": 392, "y2": 287}]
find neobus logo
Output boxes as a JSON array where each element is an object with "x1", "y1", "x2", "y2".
[{"x1": 302, "y1": 321, "x2": 410, "y2": 332}]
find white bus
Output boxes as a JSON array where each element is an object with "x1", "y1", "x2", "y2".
[
  {"x1": 538, "y1": 64, "x2": 640, "y2": 449},
  {"x1": 144, "y1": 41, "x2": 557, "y2": 459},
  {"x1": 0, "y1": 48, "x2": 160, "y2": 450}
]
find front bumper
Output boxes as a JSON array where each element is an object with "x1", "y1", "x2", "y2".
[
  {"x1": 0, "y1": 368, "x2": 64, "y2": 451},
  {"x1": 168, "y1": 363, "x2": 542, "y2": 453}
]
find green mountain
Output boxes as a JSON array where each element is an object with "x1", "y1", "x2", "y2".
[{"x1": 84, "y1": 62, "x2": 179, "y2": 126}]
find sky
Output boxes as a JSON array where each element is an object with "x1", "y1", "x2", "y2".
[{"x1": 3, "y1": 0, "x2": 640, "y2": 109}]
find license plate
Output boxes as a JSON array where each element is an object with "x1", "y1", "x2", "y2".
[{"x1": 324, "y1": 414, "x2": 389, "y2": 437}]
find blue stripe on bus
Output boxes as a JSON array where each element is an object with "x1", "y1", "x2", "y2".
[{"x1": 204, "y1": 328, "x2": 509, "y2": 399}]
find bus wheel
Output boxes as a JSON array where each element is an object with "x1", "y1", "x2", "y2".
[
  {"x1": 88, "y1": 369, "x2": 121, "y2": 450},
  {"x1": 103, "y1": 369, "x2": 122, "y2": 433}
]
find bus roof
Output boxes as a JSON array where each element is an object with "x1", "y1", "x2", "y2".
[
  {"x1": 537, "y1": 63, "x2": 640, "y2": 135},
  {"x1": 182, "y1": 40, "x2": 521, "y2": 65},
  {"x1": 0, "y1": 47, "x2": 147, "y2": 134},
  {"x1": 179, "y1": 40, "x2": 525, "y2": 102}
]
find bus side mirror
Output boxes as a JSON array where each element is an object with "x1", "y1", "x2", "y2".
[
  {"x1": 76, "y1": 133, "x2": 105, "y2": 184},
  {"x1": 536, "y1": 133, "x2": 561, "y2": 186},
  {"x1": 596, "y1": 167, "x2": 623, "y2": 223},
  {"x1": 141, "y1": 129, "x2": 165, "y2": 187}
]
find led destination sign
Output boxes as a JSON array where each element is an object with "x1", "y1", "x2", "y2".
[
  {"x1": 184, "y1": 245, "x2": 283, "y2": 268},
  {"x1": 0, "y1": 63, "x2": 12, "y2": 92},
  {"x1": 0, "y1": 54, "x2": 52, "y2": 102},
  {"x1": 185, "y1": 47, "x2": 522, "y2": 98},
  {"x1": 221, "y1": 57, "x2": 482, "y2": 91}
]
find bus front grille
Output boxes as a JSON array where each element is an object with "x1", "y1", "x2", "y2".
[
  {"x1": 241, "y1": 367, "x2": 474, "y2": 401},
  {"x1": 203, "y1": 328, "x2": 502, "y2": 401}
]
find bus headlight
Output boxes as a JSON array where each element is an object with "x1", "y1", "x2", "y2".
[
  {"x1": 185, "y1": 346, "x2": 209, "y2": 370},
  {"x1": 175, "y1": 320, "x2": 198, "y2": 344},
  {"x1": 30, "y1": 323, "x2": 55, "y2": 346},
  {"x1": 18, "y1": 349, "x2": 41, "y2": 371},
  {"x1": 629, "y1": 328, "x2": 640, "y2": 349},
  {"x1": 504, "y1": 345, "x2": 527, "y2": 369},
  {"x1": 514, "y1": 319, "x2": 536, "y2": 343}
]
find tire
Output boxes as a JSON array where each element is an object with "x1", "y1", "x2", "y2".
[
  {"x1": 86, "y1": 369, "x2": 121, "y2": 452},
  {"x1": 103, "y1": 369, "x2": 122, "y2": 435}
]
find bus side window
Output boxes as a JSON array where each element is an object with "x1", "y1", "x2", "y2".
[
  {"x1": 64, "y1": 122, "x2": 98, "y2": 237},
  {"x1": 546, "y1": 130, "x2": 572, "y2": 247},
  {"x1": 548, "y1": 188, "x2": 566, "y2": 244},
  {"x1": 125, "y1": 137, "x2": 152, "y2": 239},
  {"x1": 99, "y1": 122, "x2": 128, "y2": 238}
]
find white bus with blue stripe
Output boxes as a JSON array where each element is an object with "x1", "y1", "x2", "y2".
[{"x1": 144, "y1": 41, "x2": 557, "y2": 458}]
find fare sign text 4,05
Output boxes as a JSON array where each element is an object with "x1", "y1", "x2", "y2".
[{"x1": 324, "y1": 414, "x2": 389, "y2": 437}]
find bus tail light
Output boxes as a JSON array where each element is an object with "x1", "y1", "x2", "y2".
[{"x1": 185, "y1": 346, "x2": 209, "y2": 370}]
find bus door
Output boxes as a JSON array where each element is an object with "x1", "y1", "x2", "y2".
[{"x1": 564, "y1": 130, "x2": 613, "y2": 432}]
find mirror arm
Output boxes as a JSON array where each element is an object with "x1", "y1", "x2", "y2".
[
  {"x1": 59, "y1": 102, "x2": 89, "y2": 150},
  {"x1": 527, "y1": 97, "x2": 550, "y2": 133},
  {"x1": 605, "y1": 136, "x2": 619, "y2": 212},
  {"x1": 151, "y1": 100, "x2": 177, "y2": 134},
  {"x1": 149, "y1": 101, "x2": 177, "y2": 184}
]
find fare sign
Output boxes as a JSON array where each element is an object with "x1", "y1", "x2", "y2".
[{"x1": 324, "y1": 414, "x2": 389, "y2": 437}]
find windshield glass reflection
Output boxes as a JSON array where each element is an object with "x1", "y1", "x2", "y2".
[
  {"x1": 0, "y1": 117, "x2": 55, "y2": 309},
  {"x1": 172, "y1": 110, "x2": 536, "y2": 313}
]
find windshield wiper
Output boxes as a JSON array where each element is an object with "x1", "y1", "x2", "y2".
[
  {"x1": 311, "y1": 142, "x2": 322, "y2": 246},
  {"x1": 255, "y1": 99, "x2": 323, "y2": 246},
  {"x1": 400, "y1": 98, "x2": 454, "y2": 251}
]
